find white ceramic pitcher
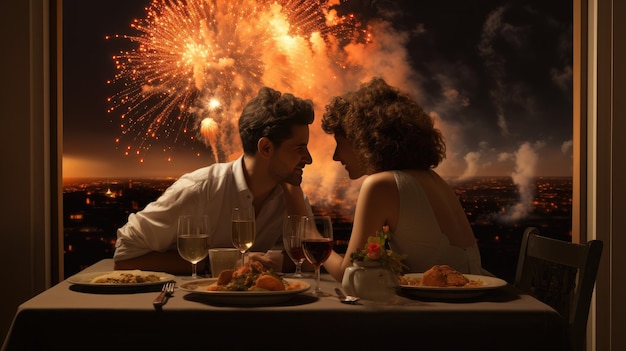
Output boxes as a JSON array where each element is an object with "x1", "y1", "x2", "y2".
[{"x1": 341, "y1": 261, "x2": 399, "y2": 301}]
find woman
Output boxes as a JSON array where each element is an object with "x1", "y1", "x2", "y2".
[{"x1": 320, "y1": 77, "x2": 483, "y2": 282}]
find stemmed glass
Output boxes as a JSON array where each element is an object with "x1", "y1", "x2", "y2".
[
  {"x1": 302, "y1": 215, "x2": 334, "y2": 296},
  {"x1": 177, "y1": 214, "x2": 210, "y2": 280},
  {"x1": 282, "y1": 215, "x2": 312, "y2": 278},
  {"x1": 231, "y1": 206, "x2": 256, "y2": 267}
]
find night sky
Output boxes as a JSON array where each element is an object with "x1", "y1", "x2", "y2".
[{"x1": 62, "y1": 0, "x2": 573, "y2": 187}]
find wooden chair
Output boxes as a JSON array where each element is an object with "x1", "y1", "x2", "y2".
[{"x1": 514, "y1": 227, "x2": 603, "y2": 351}]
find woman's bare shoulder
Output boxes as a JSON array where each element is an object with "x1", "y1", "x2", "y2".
[{"x1": 361, "y1": 171, "x2": 397, "y2": 190}]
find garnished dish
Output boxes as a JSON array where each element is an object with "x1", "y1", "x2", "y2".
[
  {"x1": 399, "y1": 265, "x2": 507, "y2": 299},
  {"x1": 209, "y1": 261, "x2": 304, "y2": 291},
  {"x1": 179, "y1": 262, "x2": 310, "y2": 305},
  {"x1": 67, "y1": 270, "x2": 175, "y2": 287}
]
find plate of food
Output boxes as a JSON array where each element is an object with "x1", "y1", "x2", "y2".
[
  {"x1": 179, "y1": 277, "x2": 310, "y2": 305},
  {"x1": 398, "y1": 265, "x2": 507, "y2": 299},
  {"x1": 67, "y1": 270, "x2": 175, "y2": 287},
  {"x1": 179, "y1": 261, "x2": 310, "y2": 305}
]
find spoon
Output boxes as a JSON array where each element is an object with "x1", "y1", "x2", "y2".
[{"x1": 335, "y1": 288, "x2": 360, "y2": 304}]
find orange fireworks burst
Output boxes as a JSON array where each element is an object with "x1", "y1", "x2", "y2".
[
  {"x1": 107, "y1": 0, "x2": 365, "y2": 164},
  {"x1": 200, "y1": 117, "x2": 219, "y2": 160}
]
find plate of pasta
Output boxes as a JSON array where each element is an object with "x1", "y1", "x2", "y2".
[{"x1": 67, "y1": 270, "x2": 175, "y2": 287}]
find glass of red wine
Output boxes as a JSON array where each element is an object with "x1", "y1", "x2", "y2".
[
  {"x1": 283, "y1": 215, "x2": 312, "y2": 278},
  {"x1": 302, "y1": 215, "x2": 333, "y2": 296}
]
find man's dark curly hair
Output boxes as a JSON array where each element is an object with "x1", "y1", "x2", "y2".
[
  {"x1": 321, "y1": 77, "x2": 445, "y2": 173},
  {"x1": 239, "y1": 87, "x2": 314, "y2": 154}
]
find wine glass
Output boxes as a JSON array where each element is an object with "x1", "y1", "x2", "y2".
[
  {"x1": 302, "y1": 215, "x2": 334, "y2": 296},
  {"x1": 231, "y1": 206, "x2": 256, "y2": 267},
  {"x1": 282, "y1": 215, "x2": 312, "y2": 278},
  {"x1": 177, "y1": 214, "x2": 210, "y2": 280}
]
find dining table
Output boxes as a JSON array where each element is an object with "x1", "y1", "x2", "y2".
[{"x1": 2, "y1": 259, "x2": 570, "y2": 351}]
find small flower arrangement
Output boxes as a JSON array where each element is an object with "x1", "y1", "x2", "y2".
[{"x1": 350, "y1": 225, "x2": 407, "y2": 275}]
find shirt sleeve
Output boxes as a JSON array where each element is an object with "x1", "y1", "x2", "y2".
[{"x1": 113, "y1": 176, "x2": 204, "y2": 261}]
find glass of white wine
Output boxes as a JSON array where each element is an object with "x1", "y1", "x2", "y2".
[
  {"x1": 177, "y1": 214, "x2": 210, "y2": 280},
  {"x1": 231, "y1": 206, "x2": 256, "y2": 267}
]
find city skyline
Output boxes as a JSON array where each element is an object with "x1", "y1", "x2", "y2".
[
  {"x1": 62, "y1": 175, "x2": 573, "y2": 281},
  {"x1": 63, "y1": 0, "x2": 573, "y2": 198}
]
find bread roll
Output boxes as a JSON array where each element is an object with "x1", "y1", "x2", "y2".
[{"x1": 420, "y1": 265, "x2": 469, "y2": 287}]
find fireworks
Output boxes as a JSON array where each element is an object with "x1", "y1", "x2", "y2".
[{"x1": 107, "y1": 0, "x2": 367, "y2": 163}]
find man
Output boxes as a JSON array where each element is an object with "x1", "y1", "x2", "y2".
[{"x1": 113, "y1": 87, "x2": 315, "y2": 275}]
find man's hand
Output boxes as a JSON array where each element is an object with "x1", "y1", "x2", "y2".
[{"x1": 247, "y1": 250, "x2": 284, "y2": 272}]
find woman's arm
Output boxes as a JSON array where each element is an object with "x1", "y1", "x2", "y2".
[{"x1": 324, "y1": 172, "x2": 399, "y2": 282}]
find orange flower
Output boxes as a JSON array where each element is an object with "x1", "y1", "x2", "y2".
[
  {"x1": 350, "y1": 226, "x2": 408, "y2": 275},
  {"x1": 367, "y1": 242, "x2": 383, "y2": 260}
]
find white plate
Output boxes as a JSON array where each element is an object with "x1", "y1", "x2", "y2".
[
  {"x1": 67, "y1": 270, "x2": 175, "y2": 287},
  {"x1": 399, "y1": 273, "x2": 507, "y2": 299},
  {"x1": 179, "y1": 278, "x2": 310, "y2": 305}
]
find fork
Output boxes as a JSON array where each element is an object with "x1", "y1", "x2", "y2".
[{"x1": 153, "y1": 281, "x2": 175, "y2": 308}]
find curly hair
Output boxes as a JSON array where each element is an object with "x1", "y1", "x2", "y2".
[
  {"x1": 321, "y1": 77, "x2": 445, "y2": 173},
  {"x1": 239, "y1": 87, "x2": 315, "y2": 154}
]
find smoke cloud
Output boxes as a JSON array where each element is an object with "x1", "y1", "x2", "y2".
[
  {"x1": 102, "y1": 0, "x2": 573, "y2": 224},
  {"x1": 492, "y1": 141, "x2": 544, "y2": 224}
]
